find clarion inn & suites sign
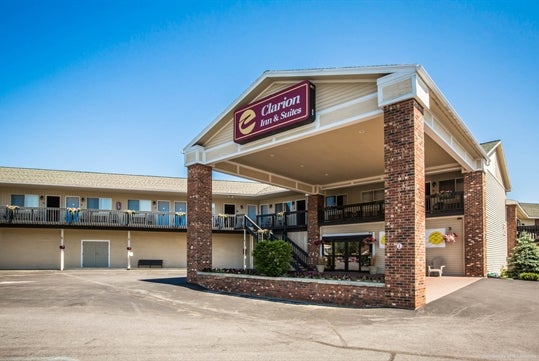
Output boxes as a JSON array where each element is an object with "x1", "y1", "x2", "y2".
[{"x1": 234, "y1": 80, "x2": 316, "y2": 144}]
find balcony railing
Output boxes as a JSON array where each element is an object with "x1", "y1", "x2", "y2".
[
  {"x1": 0, "y1": 206, "x2": 240, "y2": 232},
  {"x1": 321, "y1": 192, "x2": 464, "y2": 225},
  {"x1": 322, "y1": 200, "x2": 385, "y2": 225},
  {"x1": 425, "y1": 191, "x2": 464, "y2": 217},
  {"x1": 253, "y1": 211, "x2": 308, "y2": 230}
]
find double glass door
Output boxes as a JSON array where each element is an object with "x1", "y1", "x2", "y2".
[{"x1": 323, "y1": 236, "x2": 372, "y2": 272}]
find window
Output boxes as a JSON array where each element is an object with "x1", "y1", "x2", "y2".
[
  {"x1": 65, "y1": 196, "x2": 80, "y2": 208},
  {"x1": 10, "y1": 194, "x2": 39, "y2": 207},
  {"x1": 326, "y1": 195, "x2": 346, "y2": 207},
  {"x1": 361, "y1": 189, "x2": 384, "y2": 203},
  {"x1": 87, "y1": 198, "x2": 112, "y2": 210},
  {"x1": 224, "y1": 204, "x2": 236, "y2": 215},
  {"x1": 439, "y1": 178, "x2": 464, "y2": 193},
  {"x1": 127, "y1": 199, "x2": 151, "y2": 211},
  {"x1": 174, "y1": 201, "x2": 187, "y2": 213}
]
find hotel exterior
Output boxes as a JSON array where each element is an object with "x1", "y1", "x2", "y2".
[{"x1": 1, "y1": 65, "x2": 513, "y2": 309}]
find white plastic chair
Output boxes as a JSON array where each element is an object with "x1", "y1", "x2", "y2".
[{"x1": 428, "y1": 257, "x2": 446, "y2": 277}]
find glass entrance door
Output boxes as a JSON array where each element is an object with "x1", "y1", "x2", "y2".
[{"x1": 323, "y1": 235, "x2": 372, "y2": 272}]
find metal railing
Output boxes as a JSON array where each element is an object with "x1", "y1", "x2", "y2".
[
  {"x1": 425, "y1": 191, "x2": 464, "y2": 217},
  {"x1": 517, "y1": 226, "x2": 539, "y2": 240},
  {"x1": 255, "y1": 210, "x2": 308, "y2": 230},
  {"x1": 0, "y1": 206, "x2": 242, "y2": 232},
  {"x1": 322, "y1": 200, "x2": 385, "y2": 225}
]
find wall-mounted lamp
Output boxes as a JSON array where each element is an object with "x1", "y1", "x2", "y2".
[
  {"x1": 240, "y1": 205, "x2": 244, "y2": 209},
  {"x1": 152, "y1": 201, "x2": 156, "y2": 205},
  {"x1": 81, "y1": 197, "x2": 85, "y2": 202},
  {"x1": 269, "y1": 204, "x2": 273, "y2": 209},
  {"x1": 40, "y1": 195, "x2": 44, "y2": 200},
  {"x1": 432, "y1": 182, "x2": 437, "y2": 187}
]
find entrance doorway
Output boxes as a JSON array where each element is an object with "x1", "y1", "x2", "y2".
[
  {"x1": 46, "y1": 196, "x2": 60, "y2": 222},
  {"x1": 82, "y1": 241, "x2": 110, "y2": 267},
  {"x1": 323, "y1": 235, "x2": 372, "y2": 271}
]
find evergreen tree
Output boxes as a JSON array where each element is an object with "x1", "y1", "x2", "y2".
[{"x1": 508, "y1": 232, "x2": 539, "y2": 278}]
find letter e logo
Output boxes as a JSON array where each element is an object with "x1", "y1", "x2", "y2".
[{"x1": 238, "y1": 109, "x2": 256, "y2": 135}]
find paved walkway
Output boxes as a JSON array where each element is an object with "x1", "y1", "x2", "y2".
[
  {"x1": 0, "y1": 269, "x2": 538, "y2": 361},
  {"x1": 425, "y1": 276, "x2": 481, "y2": 303}
]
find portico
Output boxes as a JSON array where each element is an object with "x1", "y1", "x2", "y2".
[{"x1": 183, "y1": 65, "x2": 498, "y2": 309}]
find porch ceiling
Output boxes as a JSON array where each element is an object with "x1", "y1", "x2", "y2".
[{"x1": 214, "y1": 116, "x2": 458, "y2": 191}]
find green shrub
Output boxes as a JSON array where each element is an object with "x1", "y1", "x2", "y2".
[
  {"x1": 508, "y1": 232, "x2": 539, "y2": 278},
  {"x1": 252, "y1": 240, "x2": 292, "y2": 277},
  {"x1": 518, "y1": 272, "x2": 539, "y2": 281}
]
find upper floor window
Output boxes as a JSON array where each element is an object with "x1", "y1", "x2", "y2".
[
  {"x1": 361, "y1": 189, "x2": 384, "y2": 203},
  {"x1": 87, "y1": 197, "x2": 112, "y2": 210},
  {"x1": 438, "y1": 178, "x2": 464, "y2": 193},
  {"x1": 127, "y1": 199, "x2": 151, "y2": 212},
  {"x1": 224, "y1": 204, "x2": 236, "y2": 215},
  {"x1": 326, "y1": 195, "x2": 346, "y2": 207},
  {"x1": 66, "y1": 196, "x2": 80, "y2": 208},
  {"x1": 11, "y1": 194, "x2": 39, "y2": 207}
]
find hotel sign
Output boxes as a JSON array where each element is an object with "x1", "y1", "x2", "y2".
[{"x1": 234, "y1": 81, "x2": 316, "y2": 144}]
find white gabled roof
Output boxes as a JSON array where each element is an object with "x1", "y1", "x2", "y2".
[{"x1": 183, "y1": 64, "x2": 488, "y2": 163}]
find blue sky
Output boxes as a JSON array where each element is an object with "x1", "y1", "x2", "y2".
[{"x1": 1, "y1": 0, "x2": 538, "y2": 201}]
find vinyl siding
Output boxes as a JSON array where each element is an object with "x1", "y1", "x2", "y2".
[{"x1": 485, "y1": 170, "x2": 508, "y2": 275}]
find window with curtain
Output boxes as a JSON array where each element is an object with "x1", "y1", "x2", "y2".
[
  {"x1": 10, "y1": 194, "x2": 39, "y2": 207},
  {"x1": 87, "y1": 198, "x2": 112, "y2": 210},
  {"x1": 127, "y1": 199, "x2": 151, "y2": 211}
]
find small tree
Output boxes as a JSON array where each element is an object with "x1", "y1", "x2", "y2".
[
  {"x1": 508, "y1": 232, "x2": 539, "y2": 278},
  {"x1": 252, "y1": 240, "x2": 292, "y2": 277}
]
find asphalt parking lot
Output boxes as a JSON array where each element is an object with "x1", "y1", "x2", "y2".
[{"x1": 0, "y1": 269, "x2": 538, "y2": 361}]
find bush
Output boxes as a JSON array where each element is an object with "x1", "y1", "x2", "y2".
[
  {"x1": 508, "y1": 232, "x2": 539, "y2": 278},
  {"x1": 518, "y1": 272, "x2": 539, "y2": 281},
  {"x1": 252, "y1": 240, "x2": 292, "y2": 277}
]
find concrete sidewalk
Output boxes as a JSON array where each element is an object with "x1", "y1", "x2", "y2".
[{"x1": 0, "y1": 269, "x2": 538, "y2": 361}]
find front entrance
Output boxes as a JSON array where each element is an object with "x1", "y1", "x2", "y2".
[
  {"x1": 82, "y1": 241, "x2": 109, "y2": 268},
  {"x1": 323, "y1": 235, "x2": 372, "y2": 271},
  {"x1": 46, "y1": 196, "x2": 60, "y2": 222}
]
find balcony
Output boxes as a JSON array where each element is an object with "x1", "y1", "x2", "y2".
[
  {"x1": 321, "y1": 200, "x2": 385, "y2": 225},
  {"x1": 320, "y1": 192, "x2": 464, "y2": 226},
  {"x1": 0, "y1": 206, "x2": 239, "y2": 232},
  {"x1": 425, "y1": 191, "x2": 464, "y2": 217}
]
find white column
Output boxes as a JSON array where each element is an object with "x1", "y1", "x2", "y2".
[
  {"x1": 127, "y1": 230, "x2": 132, "y2": 270},
  {"x1": 60, "y1": 229, "x2": 65, "y2": 271}
]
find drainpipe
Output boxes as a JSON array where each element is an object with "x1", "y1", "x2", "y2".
[
  {"x1": 243, "y1": 229, "x2": 247, "y2": 270},
  {"x1": 59, "y1": 229, "x2": 65, "y2": 271}
]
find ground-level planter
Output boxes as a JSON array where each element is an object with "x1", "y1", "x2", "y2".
[{"x1": 196, "y1": 272, "x2": 386, "y2": 308}]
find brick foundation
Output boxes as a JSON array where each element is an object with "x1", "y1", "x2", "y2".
[
  {"x1": 187, "y1": 163, "x2": 213, "y2": 283},
  {"x1": 197, "y1": 272, "x2": 386, "y2": 308},
  {"x1": 464, "y1": 171, "x2": 487, "y2": 277},
  {"x1": 307, "y1": 194, "x2": 324, "y2": 266},
  {"x1": 383, "y1": 98, "x2": 426, "y2": 309},
  {"x1": 506, "y1": 204, "x2": 517, "y2": 259}
]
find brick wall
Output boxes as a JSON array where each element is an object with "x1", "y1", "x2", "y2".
[
  {"x1": 506, "y1": 204, "x2": 517, "y2": 259},
  {"x1": 187, "y1": 163, "x2": 213, "y2": 283},
  {"x1": 307, "y1": 194, "x2": 324, "y2": 266},
  {"x1": 464, "y1": 171, "x2": 487, "y2": 276},
  {"x1": 383, "y1": 98, "x2": 426, "y2": 309},
  {"x1": 197, "y1": 272, "x2": 386, "y2": 308}
]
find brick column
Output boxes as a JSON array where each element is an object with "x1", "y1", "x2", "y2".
[
  {"x1": 307, "y1": 194, "x2": 324, "y2": 266},
  {"x1": 187, "y1": 163, "x2": 213, "y2": 283},
  {"x1": 506, "y1": 203, "x2": 517, "y2": 259},
  {"x1": 464, "y1": 171, "x2": 487, "y2": 276},
  {"x1": 383, "y1": 98, "x2": 426, "y2": 310}
]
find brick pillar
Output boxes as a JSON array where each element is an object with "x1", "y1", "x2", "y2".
[
  {"x1": 187, "y1": 163, "x2": 213, "y2": 283},
  {"x1": 307, "y1": 194, "x2": 324, "y2": 266},
  {"x1": 383, "y1": 98, "x2": 426, "y2": 310},
  {"x1": 506, "y1": 203, "x2": 517, "y2": 259},
  {"x1": 464, "y1": 171, "x2": 487, "y2": 276}
]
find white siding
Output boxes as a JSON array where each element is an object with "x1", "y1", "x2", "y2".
[{"x1": 485, "y1": 170, "x2": 508, "y2": 275}]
